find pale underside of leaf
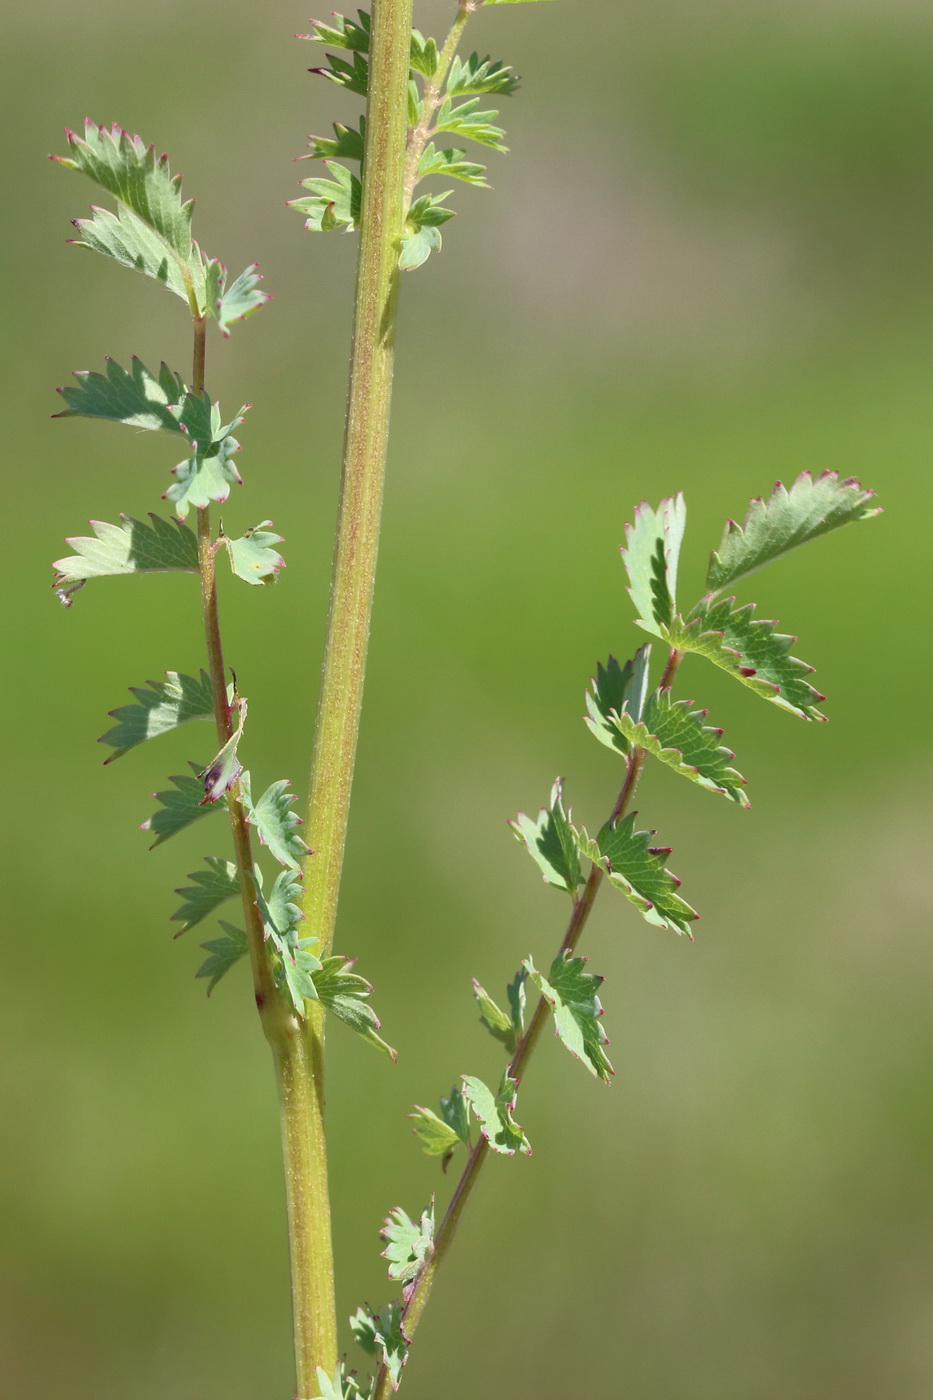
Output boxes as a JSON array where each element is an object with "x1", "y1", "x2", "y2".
[
  {"x1": 462, "y1": 1073, "x2": 531, "y2": 1155},
  {"x1": 222, "y1": 522, "x2": 286, "y2": 585},
  {"x1": 240, "y1": 774, "x2": 310, "y2": 870},
  {"x1": 584, "y1": 645, "x2": 652, "y2": 755},
  {"x1": 313, "y1": 955, "x2": 397, "y2": 1059},
  {"x1": 53, "y1": 514, "x2": 199, "y2": 604},
  {"x1": 196, "y1": 921, "x2": 248, "y2": 994},
  {"x1": 172, "y1": 857, "x2": 240, "y2": 934},
  {"x1": 99, "y1": 669, "x2": 214, "y2": 761},
  {"x1": 142, "y1": 764, "x2": 224, "y2": 847},
  {"x1": 622, "y1": 493, "x2": 687, "y2": 635},
  {"x1": 509, "y1": 777, "x2": 583, "y2": 893}
]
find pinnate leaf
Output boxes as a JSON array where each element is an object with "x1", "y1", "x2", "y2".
[
  {"x1": 172, "y1": 857, "x2": 240, "y2": 934},
  {"x1": 525, "y1": 951, "x2": 613, "y2": 1081},
  {"x1": 510, "y1": 777, "x2": 583, "y2": 894},
  {"x1": 446, "y1": 52, "x2": 519, "y2": 96},
  {"x1": 240, "y1": 775, "x2": 309, "y2": 870},
  {"x1": 434, "y1": 97, "x2": 507, "y2": 151},
  {"x1": 613, "y1": 690, "x2": 750, "y2": 806},
  {"x1": 100, "y1": 670, "x2": 214, "y2": 761},
  {"x1": 314, "y1": 956, "x2": 396, "y2": 1059},
  {"x1": 622, "y1": 494, "x2": 686, "y2": 635},
  {"x1": 707, "y1": 471, "x2": 880, "y2": 594},
  {"x1": 222, "y1": 522, "x2": 285, "y2": 585},
  {"x1": 576, "y1": 815, "x2": 698, "y2": 936},
  {"x1": 462, "y1": 1072, "x2": 531, "y2": 1155},
  {"x1": 381, "y1": 1200, "x2": 434, "y2": 1295},
  {"x1": 196, "y1": 921, "x2": 248, "y2": 994},
  {"x1": 53, "y1": 514, "x2": 199, "y2": 604},
  {"x1": 417, "y1": 144, "x2": 488, "y2": 187},
  {"x1": 142, "y1": 764, "x2": 224, "y2": 847},
  {"x1": 584, "y1": 645, "x2": 651, "y2": 755}
]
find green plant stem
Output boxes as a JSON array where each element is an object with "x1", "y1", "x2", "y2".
[
  {"x1": 402, "y1": 0, "x2": 474, "y2": 210},
  {"x1": 190, "y1": 314, "x2": 335, "y2": 1389},
  {"x1": 370, "y1": 648, "x2": 685, "y2": 1400}
]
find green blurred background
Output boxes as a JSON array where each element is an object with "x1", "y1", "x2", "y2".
[{"x1": 2, "y1": 0, "x2": 932, "y2": 1395}]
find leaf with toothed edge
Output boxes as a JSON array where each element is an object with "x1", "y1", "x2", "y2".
[
  {"x1": 142, "y1": 764, "x2": 224, "y2": 848},
  {"x1": 308, "y1": 1362, "x2": 368, "y2": 1400},
  {"x1": 53, "y1": 514, "x2": 199, "y2": 604},
  {"x1": 575, "y1": 816, "x2": 698, "y2": 936},
  {"x1": 446, "y1": 52, "x2": 520, "y2": 97},
  {"x1": 664, "y1": 597, "x2": 826, "y2": 720},
  {"x1": 525, "y1": 951, "x2": 613, "y2": 1081},
  {"x1": 510, "y1": 777, "x2": 583, "y2": 894},
  {"x1": 350, "y1": 1303, "x2": 408, "y2": 1389},
  {"x1": 410, "y1": 29, "x2": 439, "y2": 77},
  {"x1": 198, "y1": 698, "x2": 247, "y2": 805},
  {"x1": 99, "y1": 669, "x2": 214, "y2": 761},
  {"x1": 584, "y1": 645, "x2": 652, "y2": 756},
  {"x1": 69, "y1": 204, "x2": 193, "y2": 301},
  {"x1": 381, "y1": 1200, "x2": 435, "y2": 1294},
  {"x1": 462, "y1": 1073, "x2": 531, "y2": 1155},
  {"x1": 290, "y1": 161, "x2": 362, "y2": 231},
  {"x1": 240, "y1": 774, "x2": 309, "y2": 870},
  {"x1": 212, "y1": 264, "x2": 270, "y2": 336},
  {"x1": 222, "y1": 522, "x2": 286, "y2": 585},
  {"x1": 172, "y1": 857, "x2": 240, "y2": 934},
  {"x1": 195, "y1": 921, "x2": 248, "y2": 994},
  {"x1": 417, "y1": 144, "x2": 489, "y2": 187},
  {"x1": 613, "y1": 691, "x2": 750, "y2": 806},
  {"x1": 622, "y1": 494, "x2": 686, "y2": 636},
  {"x1": 312, "y1": 956, "x2": 396, "y2": 1059},
  {"x1": 298, "y1": 11, "x2": 371, "y2": 53},
  {"x1": 434, "y1": 97, "x2": 508, "y2": 151},
  {"x1": 54, "y1": 356, "x2": 185, "y2": 431},
  {"x1": 303, "y1": 120, "x2": 367, "y2": 164},
  {"x1": 472, "y1": 979, "x2": 517, "y2": 1053},
  {"x1": 707, "y1": 471, "x2": 880, "y2": 594},
  {"x1": 251, "y1": 865, "x2": 304, "y2": 955},
  {"x1": 410, "y1": 1086, "x2": 471, "y2": 1157},
  {"x1": 309, "y1": 48, "x2": 370, "y2": 95}
]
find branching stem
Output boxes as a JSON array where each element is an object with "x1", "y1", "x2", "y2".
[
  {"x1": 402, "y1": 0, "x2": 474, "y2": 211},
  {"x1": 370, "y1": 648, "x2": 685, "y2": 1400}
]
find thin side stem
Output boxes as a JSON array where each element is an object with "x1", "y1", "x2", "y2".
[
  {"x1": 371, "y1": 650, "x2": 685, "y2": 1400},
  {"x1": 402, "y1": 0, "x2": 473, "y2": 210}
]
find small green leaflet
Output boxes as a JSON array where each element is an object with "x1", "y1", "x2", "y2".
[
  {"x1": 584, "y1": 645, "x2": 651, "y2": 756},
  {"x1": 410, "y1": 29, "x2": 439, "y2": 77},
  {"x1": 304, "y1": 120, "x2": 366, "y2": 163},
  {"x1": 53, "y1": 514, "x2": 199, "y2": 604},
  {"x1": 350, "y1": 1303, "x2": 409, "y2": 1390},
  {"x1": 399, "y1": 226, "x2": 442, "y2": 271},
  {"x1": 298, "y1": 10, "x2": 370, "y2": 51},
  {"x1": 141, "y1": 764, "x2": 224, "y2": 848},
  {"x1": 613, "y1": 691, "x2": 750, "y2": 807},
  {"x1": 525, "y1": 951, "x2": 613, "y2": 1082},
  {"x1": 510, "y1": 777, "x2": 583, "y2": 894},
  {"x1": 507, "y1": 967, "x2": 527, "y2": 1038},
  {"x1": 196, "y1": 921, "x2": 248, "y2": 994},
  {"x1": 446, "y1": 53, "x2": 519, "y2": 97},
  {"x1": 70, "y1": 204, "x2": 192, "y2": 302},
  {"x1": 472, "y1": 978, "x2": 516, "y2": 1053},
  {"x1": 290, "y1": 161, "x2": 362, "y2": 231},
  {"x1": 313, "y1": 956, "x2": 397, "y2": 1059},
  {"x1": 240, "y1": 774, "x2": 310, "y2": 870},
  {"x1": 576, "y1": 816, "x2": 698, "y2": 936},
  {"x1": 99, "y1": 670, "x2": 214, "y2": 761},
  {"x1": 666, "y1": 598, "x2": 826, "y2": 721},
  {"x1": 252, "y1": 865, "x2": 304, "y2": 954},
  {"x1": 172, "y1": 857, "x2": 240, "y2": 934},
  {"x1": 462, "y1": 1073, "x2": 531, "y2": 1155},
  {"x1": 434, "y1": 97, "x2": 507, "y2": 151},
  {"x1": 410, "y1": 1086, "x2": 471, "y2": 1157},
  {"x1": 308, "y1": 1363, "x2": 368, "y2": 1400},
  {"x1": 622, "y1": 494, "x2": 687, "y2": 635},
  {"x1": 417, "y1": 144, "x2": 489, "y2": 187},
  {"x1": 282, "y1": 940, "x2": 324, "y2": 1014},
  {"x1": 221, "y1": 522, "x2": 286, "y2": 585},
  {"x1": 209, "y1": 262, "x2": 270, "y2": 337},
  {"x1": 707, "y1": 471, "x2": 880, "y2": 595},
  {"x1": 381, "y1": 1200, "x2": 434, "y2": 1295},
  {"x1": 54, "y1": 356, "x2": 184, "y2": 431},
  {"x1": 164, "y1": 407, "x2": 247, "y2": 520},
  {"x1": 199, "y1": 697, "x2": 247, "y2": 804},
  {"x1": 52, "y1": 121, "x2": 193, "y2": 258},
  {"x1": 400, "y1": 193, "x2": 456, "y2": 270},
  {"x1": 309, "y1": 49, "x2": 370, "y2": 95}
]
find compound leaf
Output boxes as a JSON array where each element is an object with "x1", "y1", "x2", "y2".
[
  {"x1": 525, "y1": 951, "x2": 613, "y2": 1081},
  {"x1": 584, "y1": 645, "x2": 651, "y2": 756},
  {"x1": 350, "y1": 1303, "x2": 408, "y2": 1390},
  {"x1": 195, "y1": 921, "x2": 248, "y2": 994},
  {"x1": 222, "y1": 521, "x2": 286, "y2": 585},
  {"x1": 99, "y1": 669, "x2": 214, "y2": 761},
  {"x1": 707, "y1": 471, "x2": 880, "y2": 594},
  {"x1": 381, "y1": 1200, "x2": 434, "y2": 1294},
  {"x1": 576, "y1": 815, "x2": 698, "y2": 936},
  {"x1": 509, "y1": 777, "x2": 583, "y2": 894},
  {"x1": 142, "y1": 764, "x2": 224, "y2": 847},
  {"x1": 622, "y1": 494, "x2": 686, "y2": 636},
  {"x1": 313, "y1": 956, "x2": 396, "y2": 1059},
  {"x1": 665, "y1": 597, "x2": 826, "y2": 721},
  {"x1": 54, "y1": 356, "x2": 184, "y2": 431},
  {"x1": 240, "y1": 775, "x2": 309, "y2": 870},
  {"x1": 613, "y1": 690, "x2": 750, "y2": 806},
  {"x1": 172, "y1": 857, "x2": 240, "y2": 934},
  {"x1": 434, "y1": 97, "x2": 507, "y2": 151},
  {"x1": 462, "y1": 1072, "x2": 531, "y2": 1155}
]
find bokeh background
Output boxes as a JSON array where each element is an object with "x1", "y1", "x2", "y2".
[{"x1": 2, "y1": 0, "x2": 932, "y2": 1396}]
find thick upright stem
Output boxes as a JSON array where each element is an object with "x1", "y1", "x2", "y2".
[{"x1": 300, "y1": 0, "x2": 413, "y2": 958}]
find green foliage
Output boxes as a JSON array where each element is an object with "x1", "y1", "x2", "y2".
[
  {"x1": 70, "y1": 204, "x2": 193, "y2": 303},
  {"x1": 462, "y1": 1073, "x2": 531, "y2": 1156},
  {"x1": 99, "y1": 670, "x2": 214, "y2": 761},
  {"x1": 472, "y1": 979, "x2": 517, "y2": 1053},
  {"x1": 434, "y1": 97, "x2": 507, "y2": 151},
  {"x1": 310, "y1": 49, "x2": 370, "y2": 96},
  {"x1": 665, "y1": 600, "x2": 826, "y2": 721},
  {"x1": 290, "y1": 162, "x2": 362, "y2": 232},
  {"x1": 410, "y1": 1086, "x2": 471, "y2": 1157},
  {"x1": 525, "y1": 951, "x2": 613, "y2": 1081},
  {"x1": 172, "y1": 857, "x2": 240, "y2": 934},
  {"x1": 221, "y1": 521, "x2": 286, "y2": 585},
  {"x1": 622, "y1": 493, "x2": 687, "y2": 635},
  {"x1": 164, "y1": 405, "x2": 247, "y2": 520},
  {"x1": 309, "y1": 1362, "x2": 368, "y2": 1400},
  {"x1": 707, "y1": 470, "x2": 879, "y2": 594},
  {"x1": 446, "y1": 52, "x2": 519, "y2": 97},
  {"x1": 613, "y1": 691, "x2": 750, "y2": 806},
  {"x1": 400, "y1": 193, "x2": 457, "y2": 271},
  {"x1": 55, "y1": 356, "x2": 183, "y2": 430},
  {"x1": 304, "y1": 121, "x2": 366, "y2": 164},
  {"x1": 350, "y1": 1303, "x2": 408, "y2": 1390},
  {"x1": 510, "y1": 777, "x2": 583, "y2": 894},
  {"x1": 141, "y1": 765, "x2": 224, "y2": 848},
  {"x1": 409, "y1": 30, "x2": 439, "y2": 78},
  {"x1": 313, "y1": 956, "x2": 397, "y2": 1059},
  {"x1": 199, "y1": 698, "x2": 247, "y2": 804},
  {"x1": 195, "y1": 921, "x2": 248, "y2": 994},
  {"x1": 381, "y1": 1200, "x2": 434, "y2": 1293},
  {"x1": 576, "y1": 816, "x2": 698, "y2": 936},
  {"x1": 299, "y1": 10, "x2": 371, "y2": 52},
  {"x1": 52, "y1": 513, "x2": 199, "y2": 604},
  {"x1": 584, "y1": 646, "x2": 651, "y2": 756},
  {"x1": 210, "y1": 262, "x2": 269, "y2": 337},
  {"x1": 240, "y1": 775, "x2": 310, "y2": 870},
  {"x1": 417, "y1": 144, "x2": 489, "y2": 187}
]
